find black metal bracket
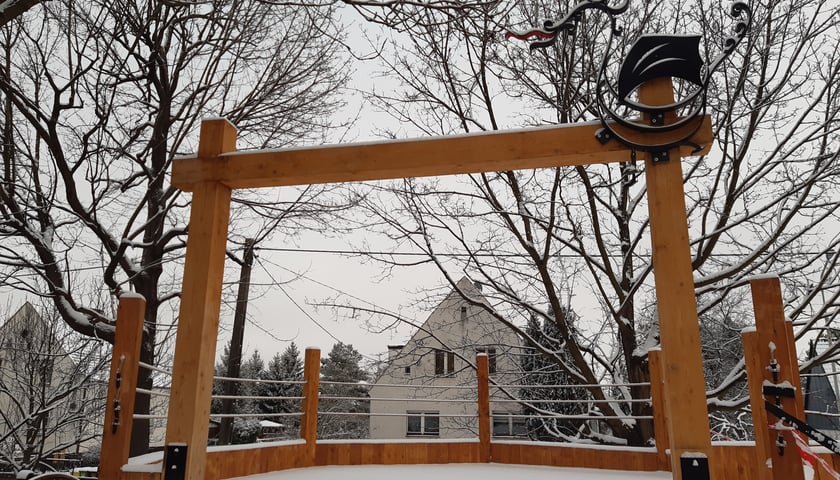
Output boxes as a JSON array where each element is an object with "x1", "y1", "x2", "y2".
[
  {"x1": 111, "y1": 354, "x2": 126, "y2": 434},
  {"x1": 506, "y1": 0, "x2": 752, "y2": 162},
  {"x1": 595, "y1": 128, "x2": 612, "y2": 145},
  {"x1": 649, "y1": 112, "x2": 665, "y2": 126},
  {"x1": 111, "y1": 399, "x2": 121, "y2": 434},
  {"x1": 165, "y1": 443, "x2": 188, "y2": 480},
  {"x1": 680, "y1": 454, "x2": 710, "y2": 480},
  {"x1": 765, "y1": 401, "x2": 840, "y2": 455},
  {"x1": 651, "y1": 150, "x2": 669, "y2": 164},
  {"x1": 763, "y1": 384, "x2": 796, "y2": 398}
]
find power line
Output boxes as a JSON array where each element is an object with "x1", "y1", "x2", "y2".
[
  {"x1": 253, "y1": 256, "x2": 406, "y2": 362},
  {"x1": 261, "y1": 258, "x2": 411, "y2": 321},
  {"x1": 256, "y1": 256, "x2": 343, "y2": 345},
  {"x1": 254, "y1": 246, "x2": 806, "y2": 258}
]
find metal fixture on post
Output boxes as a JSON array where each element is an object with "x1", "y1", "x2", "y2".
[
  {"x1": 506, "y1": 0, "x2": 752, "y2": 163},
  {"x1": 507, "y1": 3, "x2": 753, "y2": 479}
]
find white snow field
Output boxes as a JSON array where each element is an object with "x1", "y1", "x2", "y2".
[
  {"x1": 229, "y1": 463, "x2": 672, "y2": 480},
  {"x1": 228, "y1": 462, "x2": 819, "y2": 480}
]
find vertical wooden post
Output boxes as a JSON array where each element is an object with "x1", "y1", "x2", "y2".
[
  {"x1": 301, "y1": 347, "x2": 321, "y2": 465},
  {"x1": 648, "y1": 348, "x2": 670, "y2": 470},
  {"x1": 640, "y1": 77, "x2": 713, "y2": 480},
  {"x1": 165, "y1": 119, "x2": 236, "y2": 480},
  {"x1": 100, "y1": 294, "x2": 146, "y2": 480},
  {"x1": 785, "y1": 319, "x2": 806, "y2": 418},
  {"x1": 476, "y1": 354, "x2": 491, "y2": 463},
  {"x1": 749, "y1": 276, "x2": 805, "y2": 480},
  {"x1": 742, "y1": 330, "x2": 773, "y2": 480}
]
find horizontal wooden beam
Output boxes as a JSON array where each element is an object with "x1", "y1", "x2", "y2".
[{"x1": 172, "y1": 116, "x2": 713, "y2": 191}]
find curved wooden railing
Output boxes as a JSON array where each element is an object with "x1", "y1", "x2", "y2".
[{"x1": 103, "y1": 282, "x2": 840, "y2": 480}]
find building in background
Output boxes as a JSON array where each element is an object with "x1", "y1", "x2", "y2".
[
  {"x1": 804, "y1": 330, "x2": 840, "y2": 438},
  {"x1": 0, "y1": 303, "x2": 106, "y2": 470},
  {"x1": 369, "y1": 277, "x2": 526, "y2": 439}
]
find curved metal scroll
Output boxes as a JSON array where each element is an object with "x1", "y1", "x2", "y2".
[{"x1": 506, "y1": 0, "x2": 752, "y2": 160}]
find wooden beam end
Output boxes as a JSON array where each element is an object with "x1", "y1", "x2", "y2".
[{"x1": 198, "y1": 118, "x2": 238, "y2": 158}]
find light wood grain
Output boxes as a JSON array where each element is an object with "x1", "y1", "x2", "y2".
[
  {"x1": 640, "y1": 77, "x2": 713, "y2": 479},
  {"x1": 165, "y1": 119, "x2": 236, "y2": 480},
  {"x1": 100, "y1": 295, "x2": 146, "y2": 480},
  {"x1": 172, "y1": 118, "x2": 713, "y2": 191}
]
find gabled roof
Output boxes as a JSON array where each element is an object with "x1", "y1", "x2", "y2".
[
  {"x1": 390, "y1": 276, "x2": 488, "y2": 349},
  {"x1": 0, "y1": 302, "x2": 74, "y2": 364},
  {"x1": 0, "y1": 301, "x2": 40, "y2": 331},
  {"x1": 804, "y1": 363, "x2": 840, "y2": 431}
]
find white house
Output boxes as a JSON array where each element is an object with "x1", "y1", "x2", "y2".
[
  {"x1": 369, "y1": 277, "x2": 527, "y2": 439},
  {"x1": 0, "y1": 303, "x2": 105, "y2": 467}
]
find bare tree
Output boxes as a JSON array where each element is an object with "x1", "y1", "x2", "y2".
[
  {"x1": 0, "y1": 0, "x2": 41, "y2": 27},
  {"x1": 0, "y1": 302, "x2": 108, "y2": 473},
  {"x1": 0, "y1": 0, "x2": 351, "y2": 454},
  {"x1": 348, "y1": 0, "x2": 840, "y2": 445}
]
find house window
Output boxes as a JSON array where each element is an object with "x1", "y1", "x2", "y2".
[
  {"x1": 407, "y1": 411, "x2": 440, "y2": 436},
  {"x1": 404, "y1": 366, "x2": 411, "y2": 375},
  {"x1": 476, "y1": 347, "x2": 497, "y2": 374},
  {"x1": 492, "y1": 413, "x2": 527, "y2": 438},
  {"x1": 434, "y1": 349, "x2": 455, "y2": 375},
  {"x1": 460, "y1": 305, "x2": 468, "y2": 322}
]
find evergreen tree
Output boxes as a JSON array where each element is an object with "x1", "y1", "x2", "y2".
[
  {"x1": 210, "y1": 345, "x2": 265, "y2": 443},
  {"x1": 318, "y1": 342, "x2": 370, "y2": 439},
  {"x1": 229, "y1": 350, "x2": 263, "y2": 443},
  {"x1": 259, "y1": 342, "x2": 304, "y2": 437},
  {"x1": 521, "y1": 314, "x2": 591, "y2": 441},
  {"x1": 211, "y1": 343, "x2": 232, "y2": 415}
]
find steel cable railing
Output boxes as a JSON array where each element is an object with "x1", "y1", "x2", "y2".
[{"x1": 130, "y1": 360, "x2": 656, "y2": 445}]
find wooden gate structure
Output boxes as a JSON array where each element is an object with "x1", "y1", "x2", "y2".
[{"x1": 150, "y1": 77, "x2": 716, "y2": 480}]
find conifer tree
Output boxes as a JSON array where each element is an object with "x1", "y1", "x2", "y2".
[
  {"x1": 259, "y1": 342, "x2": 304, "y2": 437},
  {"x1": 521, "y1": 315, "x2": 591, "y2": 441},
  {"x1": 319, "y1": 342, "x2": 370, "y2": 439}
]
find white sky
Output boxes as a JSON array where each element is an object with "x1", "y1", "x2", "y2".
[
  {"x1": 217, "y1": 231, "x2": 445, "y2": 364},
  {"x1": 212, "y1": 7, "x2": 484, "y2": 366}
]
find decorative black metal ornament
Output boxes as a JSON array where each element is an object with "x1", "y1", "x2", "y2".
[{"x1": 506, "y1": 0, "x2": 752, "y2": 162}]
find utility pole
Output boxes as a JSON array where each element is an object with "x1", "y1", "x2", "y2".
[{"x1": 218, "y1": 238, "x2": 256, "y2": 445}]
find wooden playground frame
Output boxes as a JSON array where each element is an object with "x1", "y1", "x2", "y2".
[{"x1": 98, "y1": 78, "x2": 837, "y2": 480}]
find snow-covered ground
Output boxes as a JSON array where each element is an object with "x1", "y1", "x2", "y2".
[
  {"x1": 229, "y1": 463, "x2": 672, "y2": 480},
  {"x1": 228, "y1": 462, "x2": 819, "y2": 480}
]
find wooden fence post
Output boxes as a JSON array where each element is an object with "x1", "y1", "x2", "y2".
[
  {"x1": 301, "y1": 348, "x2": 321, "y2": 465},
  {"x1": 640, "y1": 77, "x2": 714, "y2": 480},
  {"x1": 742, "y1": 330, "x2": 774, "y2": 480},
  {"x1": 745, "y1": 276, "x2": 805, "y2": 480},
  {"x1": 477, "y1": 354, "x2": 491, "y2": 463},
  {"x1": 100, "y1": 293, "x2": 146, "y2": 480},
  {"x1": 648, "y1": 348, "x2": 670, "y2": 470}
]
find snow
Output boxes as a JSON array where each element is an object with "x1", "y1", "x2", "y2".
[
  {"x1": 748, "y1": 273, "x2": 780, "y2": 281},
  {"x1": 120, "y1": 291, "x2": 146, "y2": 300},
  {"x1": 122, "y1": 463, "x2": 162, "y2": 474},
  {"x1": 227, "y1": 463, "x2": 672, "y2": 480},
  {"x1": 319, "y1": 438, "x2": 478, "y2": 445},
  {"x1": 491, "y1": 440, "x2": 654, "y2": 452},
  {"x1": 202, "y1": 116, "x2": 237, "y2": 128},
  {"x1": 127, "y1": 451, "x2": 164, "y2": 464},
  {"x1": 763, "y1": 379, "x2": 795, "y2": 389},
  {"x1": 218, "y1": 120, "x2": 607, "y2": 158},
  {"x1": 259, "y1": 419, "x2": 284, "y2": 428},
  {"x1": 208, "y1": 439, "x2": 305, "y2": 452}
]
